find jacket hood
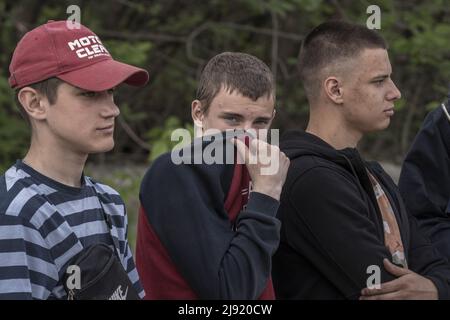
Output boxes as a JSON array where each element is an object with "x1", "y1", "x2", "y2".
[{"x1": 280, "y1": 130, "x2": 361, "y2": 167}]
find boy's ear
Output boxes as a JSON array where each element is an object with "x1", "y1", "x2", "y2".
[
  {"x1": 323, "y1": 77, "x2": 344, "y2": 105},
  {"x1": 17, "y1": 87, "x2": 48, "y2": 120},
  {"x1": 191, "y1": 99, "x2": 204, "y2": 128}
]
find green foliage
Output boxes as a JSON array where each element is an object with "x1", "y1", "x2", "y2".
[
  {"x1": 0, "y1": 0, "x2": 449, "y2": 169},
  {"x1": 103, "y1": 40, "x2": 152, "y2": 66},
  {"x1": 120, "y1": 103, "x2": 148, "y2": 122},
  {"x1": 147, "y1": 116, "x2": 194, "y2": 162},
  {"x1": 394, "y1": 98, "x2": 407, "y2": 111},
  {"x1": 0, "y1": 74, "x2": 29, "y2": 173}
]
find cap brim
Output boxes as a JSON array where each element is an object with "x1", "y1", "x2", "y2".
[{"x1": 57, "y1": 59, "x2": 149, "y2": 91}]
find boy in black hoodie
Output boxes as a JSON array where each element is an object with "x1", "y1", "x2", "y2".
[
  {"x1": 399, "y1": 96, "x2": 450, "y2": 259},
  {"x1": 272, "y1": 21, "x2": 450, "y2": 300}
]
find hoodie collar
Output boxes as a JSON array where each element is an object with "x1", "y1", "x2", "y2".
[{"x1": 280, "y1": 130, "x2": 360, "y2": 163}]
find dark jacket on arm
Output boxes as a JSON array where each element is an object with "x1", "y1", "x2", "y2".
[
  {"x1": 272, "y1": 130, "x2": 450, "y2": 300},
  {"x1": 399, "y1": 106, "x2": 450, "y2": 259}
]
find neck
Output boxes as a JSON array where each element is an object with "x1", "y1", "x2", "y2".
[
  {"x1": 23, "y1": 134, "x2": 88, "y2": 188},
  {"x1": 306, "y1": 107, "x2": 362, "y2": 150}
]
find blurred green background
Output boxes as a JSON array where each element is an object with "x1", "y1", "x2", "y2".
[{"x1": 0, "y1": 0, "x2": 449, "y2": 251}]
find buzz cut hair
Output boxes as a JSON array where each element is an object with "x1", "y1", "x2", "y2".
[{"x1": 298, "y1": 20, "x2": 387, "y2": 102}]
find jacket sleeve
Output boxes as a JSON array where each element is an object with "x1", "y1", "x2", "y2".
[
  {"x1": 399, "y1": 107, "x2": 450, "y2": 253},
  {"x1": 138, "y1": 154, "x2": 281, "y2": 299},
  {"x1": 406, "y1": 214, "x2": 450, "y2": 299},
  {"x1": 375, "y1": 159, "x2": 450, "y2": 300},
  {"x1": 282, "y1": 166, "x2": 398, "y2": 299}
]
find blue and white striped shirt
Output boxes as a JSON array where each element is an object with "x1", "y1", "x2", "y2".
[{"x1": 0, "y1": 160, "x2": 144, "y2": 299}]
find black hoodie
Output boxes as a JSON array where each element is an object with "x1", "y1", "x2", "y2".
[
  {"x1": 272, "y1": 130, "x2": 450, "y2": 300},
  {"x1": 399, "y1": 105, "x2": 450, "y2": 259}
]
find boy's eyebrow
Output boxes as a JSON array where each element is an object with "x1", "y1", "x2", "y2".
[
  {"x1": 371, "y1": 74, "x2": 390, "y2": 81},
  {"x1": 254, "y1": 116, "x2": 272, "y2": 121},
  {"x1": 220, "y1": 112, "x2": 273, "y2": 121},
  {"x1": 220, "y1": 112, "x2": 244, "y2": 118},
  {"x1": 73, "y1": 86, "x2": 114, "y2": 93}
]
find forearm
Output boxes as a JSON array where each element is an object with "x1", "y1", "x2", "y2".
[{"x1": 213, "y1": 192, "x2": 280, "y2": 299}]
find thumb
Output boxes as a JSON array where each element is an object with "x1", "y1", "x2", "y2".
[{"x1": 383, "y1": 258, "x2": 410, "y2": 277}]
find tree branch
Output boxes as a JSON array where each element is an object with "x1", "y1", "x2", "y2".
[
  {"x1": 117, "y1": 115, "x2": 151, "y2": 151},
  {"x1": 271, "y1": 10, "x2": 279, "y2": 83},
  {"x1": 98, "y1": 30, "x2": 186, "y2": 43}
]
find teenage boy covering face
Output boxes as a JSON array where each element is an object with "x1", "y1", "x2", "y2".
[
  {"x1": 272, "y1": 21, "x2": 450, "y2": 300},
  {"x1": 136, "y1": 52, "x2": 290, "y2": 299},
  {"x1": 0, "y1": 20, "x2": 149, "y2": 299}
]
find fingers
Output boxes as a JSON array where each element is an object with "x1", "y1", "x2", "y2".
[
  {"x1": 361, "y1": 274, "x2": 438, "y2": 300},
  {"x1": 233, "y1": 137, "x2": 284, "y2": 166},
  {"x1": 233, "y1": 136, "x2": 289, "y2": 182},
  {"x1": 248, "y1": 137, "x2": 269, "y2": 156},
  {"x1": 361, "y1": 276, "x2": 403, "y2": 297},
  {"x1": 361, "y1": 259, "x2": 412, "y2": 297},
  {"x1": 383, "y1": 258, "x2": 410, "y2": 277}
]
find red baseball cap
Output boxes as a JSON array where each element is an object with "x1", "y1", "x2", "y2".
[{"x1": 9, "y1": 20, "x2": 149, "y2": 91}]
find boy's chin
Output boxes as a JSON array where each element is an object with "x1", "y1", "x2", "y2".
[
  {"x1": 88, "y1": 142, "x2": 115, "y2": 154},
  {"x1": 363, "y1": 119, "x2": 391, "y2": 134}
]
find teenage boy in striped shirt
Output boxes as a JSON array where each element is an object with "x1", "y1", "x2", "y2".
[{"x1": 0, "y1": 20, "x2": 148, "y2": 299}]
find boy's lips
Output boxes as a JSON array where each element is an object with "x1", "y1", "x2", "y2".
[
  {"x1": 384, "y1": 107, "x2": 395, "y2": 116},
  {"x1": 97, "y1": 124, "x2": 115, "y2": 133}
]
